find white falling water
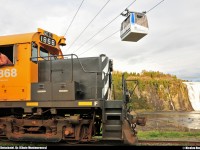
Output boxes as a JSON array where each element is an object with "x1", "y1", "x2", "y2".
[
  {"x1": 183, "y1": 82, "x2": 200, "y2": 111},
  {"x1": 170, "y1": 101, "x2": 175, "y2": 111}
]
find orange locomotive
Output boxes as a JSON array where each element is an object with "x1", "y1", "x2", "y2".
[{"x1": 0, "y1": 28, "x2": 145, "y2": 144}]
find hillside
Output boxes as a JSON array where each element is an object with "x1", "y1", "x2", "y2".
[{"x1": 112, "y1": 70, "x2": 193, "y2": 111}]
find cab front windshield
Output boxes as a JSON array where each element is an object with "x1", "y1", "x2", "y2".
[
  {"x1": 31, "y1": 42, "x2": 59, "y2": 62},
  {"x1": 40, "y1": 47, "x2": 58, "y2": 60}
]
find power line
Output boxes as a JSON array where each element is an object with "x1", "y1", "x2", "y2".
[
  {"x1": 126, "y1": 0, "x2": 137, "y2": 8},
  {"x1": 79, "y1": 29, "x2": 120, "y2": 56},
  {"x1": 146, "y1": 0, "x2": 165, "y2": 13},
  {"x1": 67, "y1": 0, "x2": 111, "y2": 52},
  {"x1": 63, "y1": 0, "x2": 85, "y2": 36},
  {"x1": 78, "y1": 0, "x2": 165, "y2": 56},
  {"x1": 72, "y1": 0, "x2": 137, "y2": 54},
  {"x1": 72, "y1": 14, "x2": 120, "y2": 53}
]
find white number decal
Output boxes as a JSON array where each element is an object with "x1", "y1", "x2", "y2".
[
  {"x1": 0, "y1": 69, "x2": 17, "y2": 78},
  {"x1": 0, "y1": 70, "x2": 3, "y2": 78},
  {"x1": 40, "y1": 35, "x2": 56, "y2": 46},
  {"x1": 47, "y1": 38, "x2": 51, "y2": 45},
  {"x1": 4, "y1": 69, "x2": 10, "y2": 77},
  {"x1": 11, "y1": 69, "x2": 17, "y2": 77}
]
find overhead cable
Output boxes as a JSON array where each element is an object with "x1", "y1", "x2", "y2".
[
  {"x1": 67, "y1": 0, "x2": 111, "y2": 52},
  {"x1": 64, "y1": 0, "x2": 85, "y2": 36},
  {"x1": 72, "y1": 0, "x2": 137, "y2": 53},
  {"x1": 79, "y1": 29, "x2": 120, "y2": 56},
  {"x1": 146, "y1": 0, "x2": 165, "y2": 13},
  {"x1": 78, "y1": 0, "x2": 165, "y2": 56}
]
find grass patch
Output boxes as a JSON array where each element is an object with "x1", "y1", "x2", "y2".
[{"x1": 138, "y1": 130, "x2": 200, "y2": 140}]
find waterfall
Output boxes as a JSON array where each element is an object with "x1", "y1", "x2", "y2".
[
  {"x1": 183, "y1": 82, "x2": 200, "y2": 111},
  {"x1": 170, "y1": 100, "x2": 175, "y2": 111}
]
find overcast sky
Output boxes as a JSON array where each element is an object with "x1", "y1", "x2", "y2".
[{"x1": 0, "y1": 0, "x2": 199, "y2": 81}]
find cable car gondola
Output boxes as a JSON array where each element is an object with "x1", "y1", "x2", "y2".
[{"x1": 120, "y1": 10, "x2": 149, "y2": 42}]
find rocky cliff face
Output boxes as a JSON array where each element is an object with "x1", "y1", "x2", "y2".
[{"x1": 112, "y1": 71, "x2": 193, "y2": 111}]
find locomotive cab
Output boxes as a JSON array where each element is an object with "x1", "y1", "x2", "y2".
[
  {"x1": 120, "y1": 12, "x2": 149, "y2": 42},
  {"x1": 0, "y1": 28, "x2": 65, "y2": 101}
]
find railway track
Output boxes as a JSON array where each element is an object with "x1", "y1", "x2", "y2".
[
  {"x1": 0, "y1": 139, "x2": 125, "y2": 146},
  {"x1": 1, "y1": 138, "x2": 200, "y2": 147}
]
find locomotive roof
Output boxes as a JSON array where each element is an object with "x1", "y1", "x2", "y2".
[
  {"x1": 0, "y1": 32, "x2": 35, "y2": 45},
  {"x1": 0, "y1": 28, "x2": 66, "y2": 46}
]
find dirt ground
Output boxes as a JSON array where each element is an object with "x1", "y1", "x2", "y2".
[
  {"x1": 136, "y1": 111, "x2": 200, "y2": 141},
  {"x1": 137, "y1": 111, "x2": 200, "y2": 132}
]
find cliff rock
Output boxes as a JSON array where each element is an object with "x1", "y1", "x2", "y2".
[{"x1": 112, "y1": 71, "x2": 193, "y2": 111}]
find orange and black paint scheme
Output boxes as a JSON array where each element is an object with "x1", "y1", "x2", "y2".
[
  {"x1": 0, "y1": 29, "x2": 145, "y2": 144},
  {"x1": 0, "y1": 28, "x2": 65, "y2": 101}
]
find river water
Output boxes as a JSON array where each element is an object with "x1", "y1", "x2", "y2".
[
  {"x1": 137, "y1": 82, "x2": 200, "y2": 131},
  {"x1": 138, "y1": 111, "x2": 200, "y2": 131}
]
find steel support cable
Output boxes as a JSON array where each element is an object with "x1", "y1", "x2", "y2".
[
  {"x1": 66, "y1": 0, "x2": 111, "y2": 52},
  {"x1": 71, "y1": 14, "x2": 120, "y2": 54},
  {"x1": 78, "y1": 0, "x2": 165, "y2": 56},
  {"x1": 128, "y1": 0, "x2": 165, "y2": 27},
  {"x1": 79, "y1": 29, "x2": 120, "y2": 56},
  {"x1": 64, "y1": 0, "x2": 85, "y2": 36},
  {"x1": 72, "y1": 0, "x2": 137, "y2": 54},
  {"x1": 146, "y1": 0, "x2": 164, "y2": 13},
  {"x1": 136, "y1": 0, "x2": 165, "y2": 30},
  {"x1": 126, "y1": 0, "x2": 137, "y2": 9}
]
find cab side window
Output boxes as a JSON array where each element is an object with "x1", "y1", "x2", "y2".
[
  {"x1": 31, "y1": 42, "x2": 38, "y2": 62},
  {"x1": 0, "y1": 45, "x2": 14, "y2": 66}
]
